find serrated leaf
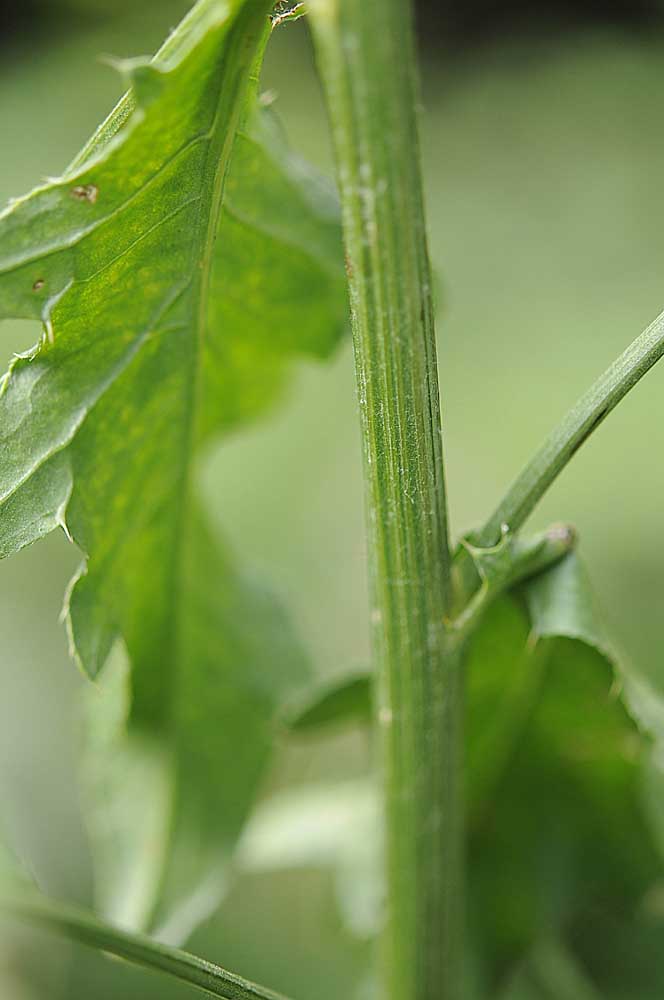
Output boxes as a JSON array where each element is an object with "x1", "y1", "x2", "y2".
[
  {"x1": 523, "y1": 551, "x2": 616, "y2": 660},
  {"x1": 0, "y1": 0, "x2": 345, "y2": 937},
  {"x1": 524, "y1": 551, "x2": 664, "y2": 754}
]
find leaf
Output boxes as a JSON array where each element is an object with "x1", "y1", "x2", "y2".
[
  {"x1": 270, "y1": 1, "x2": 307, "y2": 25},
  {"x1": 523, "y1": 551, "x2": 616, "y2": 660},
  {"x1": 237, "y1": 780, "x2": 383, "y2": 939},
  {"x1": 462, "y1": 525, "x2": 577, "y2": 605},
  {"x1": 466, "y1": 548, "x2": 664, "y2": 823},
  {"x1": 287, "y1": 668, "x2": 372, "y2": 733},
  {"x1": 563, "y1": 903, "x2": 664, "y2": 1000},
  {"x1": 467, "y1": 556, "x2": 663, "y2": 979},
  {"x1": 524, "y1": 551, "x2": 664, "y2": 755},
  {"x1": 0, "y1": 0, "x2": 345, "y2": 937},
  {"x1": 499, "y1": 938, "x2": 601, "y2": 1000},
  {"x1": 469, "y1": 633, "x2": 660, "y2": 974},
  {"x1": 465, "y1": 595, "x2": 543, "y2": 811}
]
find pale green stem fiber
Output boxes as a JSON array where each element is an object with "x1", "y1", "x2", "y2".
[{"x1": 309, "y1": 2, "x2": 463, "y2": 999}]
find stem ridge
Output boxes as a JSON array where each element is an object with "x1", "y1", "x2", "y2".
[{"x1": 310, "y1": 3, "x2": 463, "y2": 998}]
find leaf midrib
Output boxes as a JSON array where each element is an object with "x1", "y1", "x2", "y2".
[
  {"x1": 166, "y1": 1, "x2": 272, "y2": 658},
  {"x1": 132, "y1": 2, "x2": 274, "y2": 921},
  {"x1": 2, "y1": 2, "x2": 274, "y2": 623}
]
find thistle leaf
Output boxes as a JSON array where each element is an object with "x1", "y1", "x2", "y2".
[{"x1": 0, "y1": 0, "x2": 345, "y2": 936}]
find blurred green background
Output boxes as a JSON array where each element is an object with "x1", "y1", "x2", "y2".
[{"x1": 2, "y1": 0, "x2": 664, "y2": 996}]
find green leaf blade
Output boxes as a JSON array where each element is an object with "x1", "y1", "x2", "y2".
[
  {"x1": 465, "y1": 552, "x2": 663, "y2": 980},
  {"x1": 0, "y1": 0, "x2": 345, "y2": 938}
]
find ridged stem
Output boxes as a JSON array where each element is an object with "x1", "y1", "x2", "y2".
[{"x1": 309, "y1": 3, "x2": 463, "y2": 998}]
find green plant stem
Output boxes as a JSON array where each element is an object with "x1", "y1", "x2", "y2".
[
  {"x1": 479, "y1": 308, "x2": 664, "y2": 547},
  {"x1": 309, "y1": 3, "x2": 462, "y2": 1000},
  {"x1": 5, "y1": 895, "x2": 291, "y2": 1000}
]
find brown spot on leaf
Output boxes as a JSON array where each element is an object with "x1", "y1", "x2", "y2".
[
  {"x1": 71, "y1": 184, "x2": 99, "y2": 204},
  {"x1": 32, "y1": 279, "x2": 45, "y2": 291}
]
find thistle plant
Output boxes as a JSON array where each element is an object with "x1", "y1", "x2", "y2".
[{"x1": 2, "y1": 2, "x2": 664, "y2": 999}]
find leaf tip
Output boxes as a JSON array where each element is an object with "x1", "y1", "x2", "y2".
[{"x1": 271, "y1": 2, "x2": 307, "y2": 28}]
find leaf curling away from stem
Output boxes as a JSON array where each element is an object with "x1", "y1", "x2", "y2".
[{"x1": 0, "y1": 0, "x2": 346, "y2": 938}]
